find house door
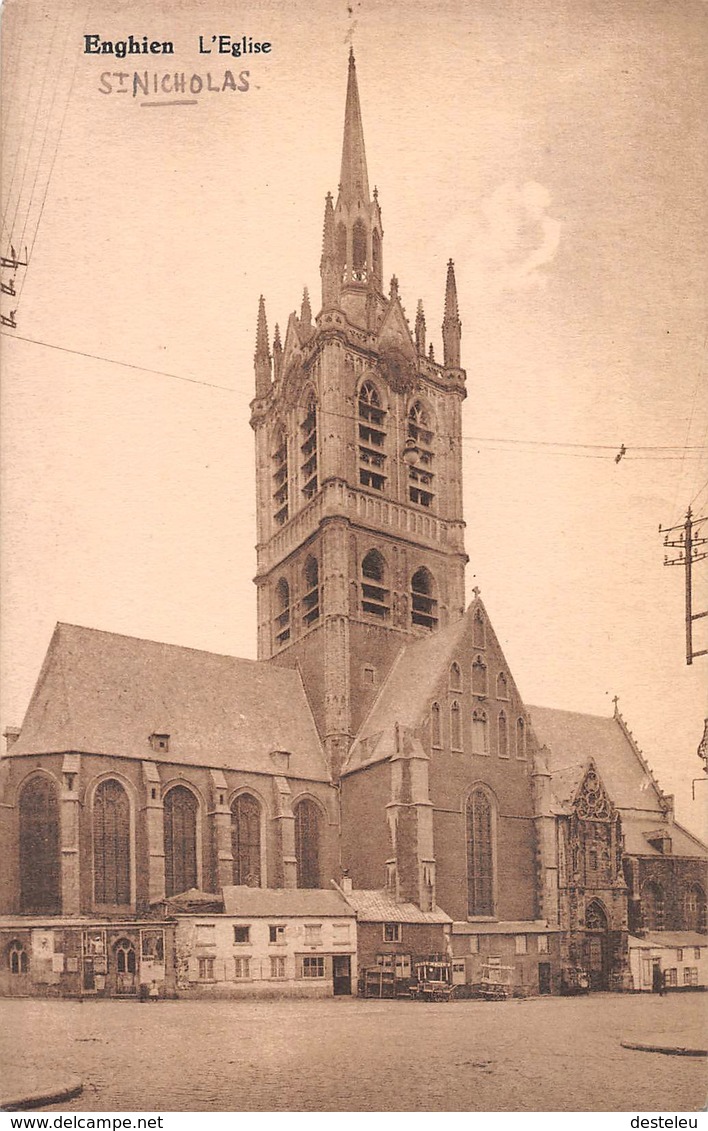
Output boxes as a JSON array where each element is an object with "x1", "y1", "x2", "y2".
[
  {"x1": 538, "y1": 962, "x2": 552, "y2": 994},
  {"x1": 114, "y1": 939, "x2": 138, "y2": 995},
  {"x1": 584, "y1": 902, "x2": 610, "y2": 991},
  {"x1": 332, "y1": 955, "x2": 352, "y2": 995}
]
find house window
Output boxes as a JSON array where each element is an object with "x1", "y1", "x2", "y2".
[
  {"x1": 383, "y1": 922, "x2": 401, "y2": 943},
  {"x1": 516, "y1": 717, "x2": 527, "y2": 759},
  {"x1": 684, "y1": 967, "x2": 698, "y2": 987},
  {"x1": 472, "y1": 656, "x2": 487, "y2": 697},
  {"x1": 231, "y1": 793, "x2": 262, "y2": 887},
  {"x1": 361, "y1": 549, "x2": 390, "y2": 619},
  {"x1": 196, "y1": 924, "x2": 215, "y2": 946},
  {"x1": 19, "y1": 775, "x2": 61, "y2": 913},
  {"x1": 272, "y1": 425, "x2": 289, "y2": 526},
  {"x1": 163, "y1": 786, "x2": 198, "y2": 898},
  {"x1": 538, "y1": 935, "x2": 549, "y2": 954},
  {"x1": 407, "y1": 401, "x2": 435, "y2": 508},
  {"x1": 496, "y1": 671, "x2": 508, "y2": 699},
  {"x1": 274, "y1": 577, "x2": 291, "y2": 648},
  {"x1": 93, "y1": 779, "x2": 131, "y2": 907},
  {"x1": 685, "y1": 884, "x2": 707, "y2": 931},
  {"x1": 642, "y1": 881, "x2": 665, "y2": 930},
  {"x1": 300, "y1": 392, "x2": 318, "y2": 499},
  {"x1": 294, "y1": 798, "x2": 321, "y2": 889},
  {"x1": 198, "y1": 956, "x2": 215, "y2": 981},
  {"x1": 472, "y1": 709, "x2": 489, "y2": 755},
  {"x1": 431, "y1": 702, "x2": 442, "y2": 748},
  {"x1": 498, "y1": 711, "x2": 508, "y2": 758},
  {"x1": 411, "y1": 567, "x2": 438, "y2": 630},
  {"x1": 358, "y1": 380, "x2": 387, "y2": 492},
  {"x1": 450, "y1": 700, "x2": 462, "y2": 751},
  {"x1": 302, "y1": 956, "x2": 325, "y2": 978},
  {"x1": 8, "y1": 940, "x2": 28, "y2": 974},
  {"x1": 269, "y1": 925, "x2": 286, "y2": 944},
  {"x1": 270, "y1": 956, "x2": 286, "y2": 979},
  {"x1": 234, "y1": 957, "x2": 251, "y2": 980},
  {"x1": 515, "y1": 935, "x2": 527, "y2": 955},
  {"x1": 332, "y1": 923, "x2": 351, "y2": 945},
  {"x1": 677, "y1": 948, "x2": 684, "y2": 962},
  {"x1": 694, "y1": 948, "x2": 701, "y2": 961},
  {"x1": 466, "y1": 788, "x2": 495, "y2": 917},
  {"x1": 665, "y1": 968, "x2": 677, "y2": 987},
  {"x1": 233, "y1": 925, "x2": 250, "y2": 944},
  {"x1": 449, "y1": 662, "x2": 462, "y2": 692},
  {"x1": 304, "y1": 923, "x2": 323, "y2": 945},
  {"x1": 302, "y1": 556, "x2": 320, "y2": 626}
]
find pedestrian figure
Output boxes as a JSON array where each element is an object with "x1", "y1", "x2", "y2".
[
  {"x1": 652, "y1": 964, "x2": 663, "y2": 994},
  {"x1": 149, "y1": 979, "x2": 159, "y2": 1001}
]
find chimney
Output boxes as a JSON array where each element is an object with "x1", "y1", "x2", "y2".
[
  {"x1": 3, "y1": 727, "x2": 20, "y2": 750},
  {"x1": 340, "y1": 871, "x2": 353, "y2": 894}
]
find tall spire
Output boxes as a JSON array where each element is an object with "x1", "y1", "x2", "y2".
[
  {"x1": 339, "y1": 48, "x2": 370, "y2": 205},
  {"x1": 442, "y1": 259, "x2": 462, "y2": 369},
  {"x1": 254, "y1": 295, "x2": 271, "y2": 396},
  {"x1": 415, "y1": 299, "x2": 427, "y2": 357}
]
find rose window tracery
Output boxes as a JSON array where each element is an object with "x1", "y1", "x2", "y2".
[{"x1": 576, "y1": 769, "x2": 612, "y2": 820}]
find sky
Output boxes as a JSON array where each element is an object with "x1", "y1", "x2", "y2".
[{"x1": 1, "y1": 0, "x2": 707, "y2": 837}]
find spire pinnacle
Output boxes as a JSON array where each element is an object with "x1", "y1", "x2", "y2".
[
  {"x1": 272, "y1": 322, "x2": 283, "y2": 381},
  {"x1": 415, "y1": 299, "x2": 426, "y2": 357},
  {"x1": 442, "y1": 259, "x2": 462, "y2": 368},
  {"x1": 300, "y1": 286, "x2": 312, "y2": 325},
  {"x1": 339, "y1": 49, "x2": 370, "y2": 204},
  {"x1": 254, "y1": 295, "x2": 271, "y2": 395}
]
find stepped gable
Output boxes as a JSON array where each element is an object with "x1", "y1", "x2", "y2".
[{"x1": 9, "y1": 622, "x2": 329, "y2": 781}]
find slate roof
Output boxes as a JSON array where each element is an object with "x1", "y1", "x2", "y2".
[
  {"x1": 622, "y1": 817, "x2": 707, "y2": 859},
  {"x1": 341, "y1": 889, "x2": 452, "y2": 924},
  {"x1": 628, "y1": 932, "x2": 708, "y2": 949},
  {"x1": 9, "y1": 623, "x2": 329, "y2": 781},
  {"x1": 221, "y1": 886, "x2": 354, "y2": 917},
  {"x1": 528, "y1": 706, "x2": 665, "y2": 814}
]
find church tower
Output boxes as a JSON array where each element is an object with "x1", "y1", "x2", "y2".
[{"x1": 250, "y1": 51, "x2": 468, "y2": 780}]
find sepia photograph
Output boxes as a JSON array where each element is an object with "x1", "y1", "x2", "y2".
[{"x1": 1, "y1": 0, "x2": 707, "y2": 1115}]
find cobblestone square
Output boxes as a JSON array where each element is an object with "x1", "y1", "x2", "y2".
[{"x1": 3, "y1": 994, "x2": 707, "y2": 1112}]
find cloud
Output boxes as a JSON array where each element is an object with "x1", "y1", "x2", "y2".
[{"x1": 472, "y1": 180, "x2": 562, "y2": 294}]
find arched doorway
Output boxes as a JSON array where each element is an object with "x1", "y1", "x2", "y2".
[
  {"x1": 113, "y1": 937, "x2": 137, "y2": 996},
  {"x1": 584, "y1": 901, "x2": 610, "y2": 991}
]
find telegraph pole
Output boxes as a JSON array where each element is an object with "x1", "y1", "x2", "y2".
[{"x1": 660, "y1": 508, "x2": 708, "y2": 664}]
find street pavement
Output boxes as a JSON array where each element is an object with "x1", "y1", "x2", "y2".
[{"x1": 3, "y1": 993, "x2": 707, "y2": 1112}]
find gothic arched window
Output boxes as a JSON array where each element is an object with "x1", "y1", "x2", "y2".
[
  {"x1": 294, "y1": 798, "x2": 321, "y2": 889},
  {"x1": 450, "y1": 700, "x2": 462, "y2": 750},
  {"x1": 472, "y1": 709, "x2": 489, "y2": 755},
  {"x1": 586, "y1": 900, "x2": 608, "y2": 931},
  {"x1": 372, "y1": 229, "x2": 382, "y2": 282},
  {"x1": 496, "y1": 671, "x2": 509, "y2": 699},
  {"x1": 271, "y1": 426, "x2": 289, "y2": 527},
  {"x1": 473, "y1": 608, "x2": 486, "y2": 649},
  {"x1": 516, "y1": 717, "x2": 527, "y2": 759},
  {"x1": 352, "y1": 219, "x2": 367, "y2": 281},
  {"x1": 466, "y1": 788, "x2": 495, "y2": 917},
  {"x1": 300, "y1": 392, "x2": 318, "y2": 500},
  {"x1": 114, "y1": 938, "x2": 136, "y2": 975},
  {"x1": 8, "y1": 940, "x2": 28, "y2": 975},
  {"x1": 407, "y1": 402, "x2": 435, "y2": 508},
  {"x1": 449, "y1": 662, "x2": 462, "y2": 692},
  {"x1": 164, "y1": 786, "x2": 198, "y2": 897},
  {"x1": 642, "y1": 881, "x2": 665, "y2": 930},
  {"x1": 361, "y1": 549, "x2": 390, "y2": 619},
  {"x1": 684, "y1": 884, "x2": 707, "y2": 931},
  {"x1": 358, "y1": 380, "x2": 387, "y2": 492},
  {"x1": 431, "y1": 702, "x2": 442, "y2": 748},
  {"x1": 231, "y1": 794, "x2": 262, "y2": 887},
  {"x1": 274, "y1": 577, "x2": 291, "y2": 647},
  {"x1": 472, "y1": 656, "x2": 487, "y2": 697},
  {"x1": 336, "y1": 222, "x2": 347, "y2": 278},
  {"x1": 93, "y1": 779, "x2": 131, "y2": 907},
  {"x1": 498, "y1": 710, "x2": 508, "y2": 758},
  {"x1": 19, "y1": 776, "x2": 60, "y2": 913},
  {"x1": 302, "y1": 556, "x2": 320, "y2": 626},
  {"x1": 411, "y1": 567, "x2": 438, "y2": 630}
]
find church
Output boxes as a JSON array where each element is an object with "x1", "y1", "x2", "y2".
[{"x1": 0, "y1": 51, "x2": 705, "y2": 1000}]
